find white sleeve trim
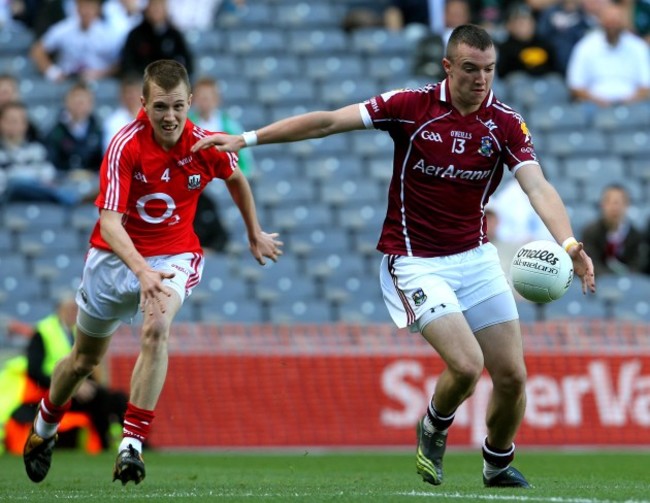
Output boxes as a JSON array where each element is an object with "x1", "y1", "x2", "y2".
[{"x1": 358, "y1": 103, "x2": 374, "y2": 129}]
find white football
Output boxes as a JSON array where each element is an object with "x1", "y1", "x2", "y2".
[{"x1": 510, "y1": 240, "x2": 574, "y2": 303}]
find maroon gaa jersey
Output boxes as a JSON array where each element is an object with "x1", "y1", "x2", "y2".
[{"x1": 361, "y1": 79, "x2": 539, "y2": 258}]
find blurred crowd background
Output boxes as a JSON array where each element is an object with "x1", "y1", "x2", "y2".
[{"x1": 1, "y1": 0, "x2": 650, "y2": 336}]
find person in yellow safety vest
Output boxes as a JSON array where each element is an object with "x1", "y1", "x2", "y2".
[{"x1": 3, "y1": 296, "x2": 127, "y2": 451}]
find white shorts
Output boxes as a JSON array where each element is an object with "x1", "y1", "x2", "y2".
[
  {"x1": 380, "y1": 243, "x2": 517, "y2": 332},
  {"x1": 76, "y1": 247, "x2": 204, "y2": 336}
]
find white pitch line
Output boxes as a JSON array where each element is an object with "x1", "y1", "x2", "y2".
[
  {"x1": 397, "y1": 491, "x2": 650, "y2": 503},
  {"x1": 5, "y1": 491, "x2": 649, "y2": 502}
]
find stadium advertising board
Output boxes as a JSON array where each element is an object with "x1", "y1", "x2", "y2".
[{"x1": 108, "y1": 321, "x2": 650, "y2": 448}]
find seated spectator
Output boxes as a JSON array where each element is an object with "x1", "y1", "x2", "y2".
[
  {"x1": 30, "y1": 0, "x2": 121, "y2": 83},
  {"x1": 189, "y1": 77, "x2": 254, "y2": 176},
  {"x1": 566, "y1": 1, "x2": 650, "y2": 107},
  {"x1": 0, "y1": 101, "x2": 78, "y2": 205},
  {"x1": 166, "y1": 0, "x2": 235, "y2": 32},
  {"x1": 581, "y1": 184, "x2": 645, "y2": 276},
  {"x1": 536, "y1": 0, "x2": 595, "y2": 75},
  {"x1": 119, "y1": 0, "x2": 194, "y2": 78},
  {"x1": 497, "y1": 4, "x2": 559, "y2": 79},
  {"x1": 488, "y1": 177, "x2": 554, "y2": 256},
  {"x1": 0, "y1": 74, "x2": 40, "y2": 141},
  {"x1": 3, "y1": 296, "x2": 127, "y2": 451},
  {"x1": 43, "y1": 82, "x2": 102, "y2": 204},
  {"x1": 101, "y1": 73, "x2": 142, "y2": 152},
  {"x1": 44, "y1": 81, "x2": 103, "y2": 175}
]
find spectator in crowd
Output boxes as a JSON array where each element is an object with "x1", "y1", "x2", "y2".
[
  {"x1": 497, "y1": 3, "x2": 559, "y2": 79},
  {"x1": 30, "y1": 0, "x2": 121, "y2": 83},
  {"x1": 0, "y1": 101, "x2": 77, "y2": 205},
  {"x1": 44, "y1": 81, "x2": 103, "y2": 175},
  {"x1": 8, "y1": 296, "x2": 128, "y2": 451},
  {"x1": 101, "y1": 73, "x2": 142, "y2": 152},
  {"x1": 488, "y1": 178, "x2": 553, "y2": 268},
  {"x1": 189, "y1": 77, "x2": 254, "y2": 176},
  {"x1": 119, "y1": 0, "x2": 194, "y2": 79},
  {"x1": 536, "y1": 0, "x2": 595, "y2": 75},
  {"x1": 581, "y1": 183, "x2": 645, "y2": 276},
  {"x1": 484, "y1": 206, "x2": 521, "y2": 277},
  {"x1": 166, "y1": 0, "x2": 236, "y2": 32},
  {"x1": 189, "y1": 76, "x2": 259, "y2": 253},
  {"x1": 566, "y1": 1, "x2": 650, "y2": 107},
  {"x1": 0, "y1": 73, "x2": 40, "y2": 141},
  {"x1": 341, "y1": 0, "x2": 388, "y2": 33}
]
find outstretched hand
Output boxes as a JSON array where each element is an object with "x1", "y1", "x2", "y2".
[
  {"x1": 137, "y1": 268, "x2": 176, "y2": 315},
  {"x1": 191, "y1": 133, "x2": 244, "y2": 153},
  {"x1": 250, "y1": 231, "x2": 283, "y2": 266},
  {"x1": 566, "y1": 241, "x2": 596, "y2": 294}
]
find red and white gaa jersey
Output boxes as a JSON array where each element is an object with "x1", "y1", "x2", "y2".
[
  {"x1": 90, "y1": 109, "x2": 237, "y2": 256},
  {"x1": 361, "y1": 79, "x2": 539, "y2": 257}
]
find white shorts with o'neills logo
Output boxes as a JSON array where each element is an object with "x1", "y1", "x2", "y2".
[
  {"x1": 76, "y1": 247, "x2": 204, "y2": 329},
  {"x1": 380, "y1": 243, "x2": 516, "y2": 332}
]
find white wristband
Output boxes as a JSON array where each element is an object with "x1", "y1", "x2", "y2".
[
  {"x1": 561, "y1": 237, "x2": 579, "y2": 253},
  {"x1": 241, "y1": 130, "x2": 258, "y2": 147}
]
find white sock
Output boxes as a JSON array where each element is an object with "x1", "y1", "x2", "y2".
[
  {"x1": 483, "y1": 460, "x2": 508, "y2": 479},
  {"x1": 119, "y1": 438, "x2": 142, "y2": 454},
  {"x1": 34, "y1": 409, "x2": 59, "y2": 439}
]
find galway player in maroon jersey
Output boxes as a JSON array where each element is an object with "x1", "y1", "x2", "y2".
[
  {"x1": 193, "y1": 25, "x2": 596, "y2": 488},
  {"x1": 23, "y1": 60, "x2": 283, "y2": 485}
]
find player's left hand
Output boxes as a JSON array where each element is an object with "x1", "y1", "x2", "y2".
[
  {"x1": 191, "y1": 133, "x2": 244, "y2": 153},
  {"x1": 566, "y1": 241, "x2": 596, "y2": 294},
  {"x1": 250, "y1": 231, "x2": 283, "y2": 266}
]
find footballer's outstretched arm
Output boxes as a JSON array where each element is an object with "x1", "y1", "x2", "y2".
[{"x1": 191, "y1": 104, "x2": 365, "y2": 153}]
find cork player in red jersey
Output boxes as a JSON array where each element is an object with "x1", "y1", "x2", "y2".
[
  {"x1": 192, "y1": 25, "x2": 595, "y2": 488},
  {"x1": 22, "y1": 59, "x2": 283, "y2": 485}
]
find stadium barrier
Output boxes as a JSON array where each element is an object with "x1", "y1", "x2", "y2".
[{"x1": 108, "y1": 320, "x2": 650, "y2": 448}]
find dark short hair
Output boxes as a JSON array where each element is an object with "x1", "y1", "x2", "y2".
[
  {"x1": 446, "y1": 24, "x2": 494, "y2": 59},
  {"x1": 142, "y1": 60, "x2": 191, "y2": 100}
]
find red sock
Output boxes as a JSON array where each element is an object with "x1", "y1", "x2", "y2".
[
  {"x1": 41, "y1": 396, "x2": 71, "y2": 424},
  {"x1": 123, "y1": 402, "x2": 155, "y2": 443}
]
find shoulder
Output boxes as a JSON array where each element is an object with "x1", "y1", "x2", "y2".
[{"x1": 488, "y1": 98, "x2": 527, "y2": 125}]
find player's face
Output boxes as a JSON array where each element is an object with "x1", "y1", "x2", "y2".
[
  {"x1": 443, "y1": 43, "x2": 496, "y2": 115},
  {"x1": 143, "y1": 82, "x2": 192, "y2": 150}
]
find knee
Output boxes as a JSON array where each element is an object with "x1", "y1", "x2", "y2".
[
  {"x1": 140, "y1": 319, "x2": 170, "y2": 351},
  {"x1": 450, "y1": 355, "x2": 484, "y2": 389},
  {"x1": 70, "y1": 354, "x2": 100, "y2": 379},
  {"x1": 493, "y1": 365, "x2": 527, "y2": 396}
]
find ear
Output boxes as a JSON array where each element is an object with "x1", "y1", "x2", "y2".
[{"x1": 442, "y1": 57, "x2": 452, "y2": 75}]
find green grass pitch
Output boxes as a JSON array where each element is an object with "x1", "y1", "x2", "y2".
[{"x1": 0, "y1": 450, "x2": 648, "y2": 502}]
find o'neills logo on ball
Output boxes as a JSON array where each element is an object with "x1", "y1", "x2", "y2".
[{"x1": 515, "y1": 246, "x2": 560, "y2": 266}]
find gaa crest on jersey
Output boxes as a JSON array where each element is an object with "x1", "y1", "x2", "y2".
[
  {"x1": 478, "y1": 136, "x2": 494, "y2": 157},
  {"x1": 187, "y1": 174, "x2": 201, "y2": 190},
  {"x1": 412, "y1": 288, "x2": 427, "y2": 307}
]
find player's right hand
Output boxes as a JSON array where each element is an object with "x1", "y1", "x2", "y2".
[
  {"x1": 191, "y1": 133, "x2": 244, "y2": 153},
  {"x1": 136, "y1": 268, "x2": 175, "y2": 315}
]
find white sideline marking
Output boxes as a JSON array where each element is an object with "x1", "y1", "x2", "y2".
[
  {"x1": 12, "y1": 492, "x2": 650, "y2": 502},
  {"x1": 398, "y1": 493, "x2": 650, "y2": 503}
]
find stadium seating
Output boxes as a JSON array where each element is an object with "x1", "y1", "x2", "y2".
[{"x1": 2, "y1": 5, "x2": 650, "y2": 332}]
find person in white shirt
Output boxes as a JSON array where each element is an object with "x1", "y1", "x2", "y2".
[
  {"x1": 101, "y1": 74, "x2": 142, "y2": 152},
  {"x1": 566, "y1": 1, "x2": 650, "y2": 106},
  {"x1": 30, "y1": 0, "x2": 122, "y2": 83}
]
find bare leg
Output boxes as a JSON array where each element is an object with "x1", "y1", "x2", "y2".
[
  {"x1": 475, "y1": 320, "x2": 527, "y2": 449},
  {"x1": 420, "y1": 312, "x2": 485, "y2": 415},
  {"x1": 49, "y1": 331, "x2": 112, "y2": 406},
  {"x1": 128, "y1": 292, "x2": 182, "y2": 410}
]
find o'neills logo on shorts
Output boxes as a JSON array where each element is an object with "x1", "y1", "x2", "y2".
[{"x1": 516, "y1": 247, "x2": 560, "y2": 266}]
